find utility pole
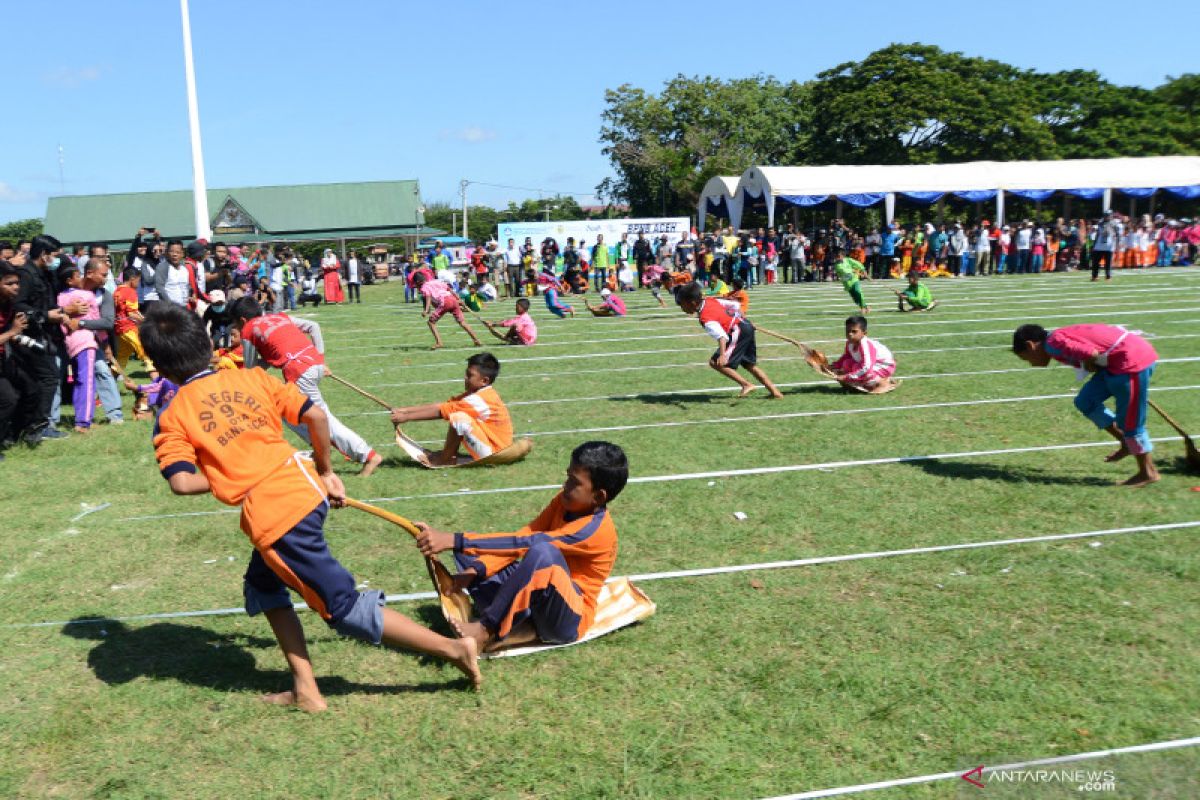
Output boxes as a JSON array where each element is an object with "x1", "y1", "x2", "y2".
[
  {"x1": 460, "y1": 179, "x2": 470, "y2": 243},
  {"x1": 179, "y1": 0, "x2": 212, "y2": 239}
]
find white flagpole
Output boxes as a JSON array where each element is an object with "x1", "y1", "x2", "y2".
[{"x1": 180, "y1": 0, "x2": 212, "y2": 240}]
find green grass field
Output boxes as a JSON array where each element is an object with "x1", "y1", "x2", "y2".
[{"x1": 2, "y1": 270, "x2": 1198, "y2": 799}]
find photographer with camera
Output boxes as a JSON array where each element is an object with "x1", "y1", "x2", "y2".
[
  {"x1": 0, "y1": 263, "x2": 41, "y2": 458},
  {"x1": 11, "y1": 234, "x2": 86, "y2": 444}
]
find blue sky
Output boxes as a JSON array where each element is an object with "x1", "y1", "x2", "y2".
[{"x1": 1, "y1": 0, "x2": 1196, "y2": 226}]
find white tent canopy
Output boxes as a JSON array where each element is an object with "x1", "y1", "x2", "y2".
[
  {"x1": 696, "y1": 175, "x2": 741, "y2": 231},
  {"x1": 697, "y1": 156, "x2": 1200, "y2": 231}
]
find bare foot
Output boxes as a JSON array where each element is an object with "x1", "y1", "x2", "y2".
[
  {"x1": 430, "y1": 343, "x2": 443, "y2": 351},
  {"x1": 1119, "y1": 470, "x2": 1160, "y2": 488},
  {"x1": 767, "y1": 389, "x2": 784, "y2": 399},
  {"x1": 449, "y1": 617, "x2": 491, "y2": 650},
  {"x1": 471, "y1": 339, "x2": 482, "y2": 347},
  {"x1": 360, "y1": 452, "x2": 383, "y2": 476},
  {"x1": 74, "y1": 426, "x2": 90, "y2": 434},
  {"x1": 448, "y1": 635, "x2": 482, "y2": 690},
  {"x1": 1105, "y1": 446, "x2": 1130, "y2": 463},
  {"x1": 261, "y1": 689, "x2": 327, "y2": 713},
  {"x1": 737, "y1": 384, "x2": 757, "y2": 397}
]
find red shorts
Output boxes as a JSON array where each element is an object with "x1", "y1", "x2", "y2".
[{"x1": 429, "y1": 294, "x2": 463, "y2": 323}]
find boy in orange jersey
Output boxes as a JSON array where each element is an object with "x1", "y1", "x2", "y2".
[
  {"x1": 414, "y1": 441, "x2": 627, "y2": 651},
  {"x1": 112, "y1": 267, "x2": 156, "y2": 378},
  {"x1": 139, "y1": 304, "x2": 480, "y2": 711},
  {"x1": 389, "y1": 352, "x2": 513, "y2": 465}
]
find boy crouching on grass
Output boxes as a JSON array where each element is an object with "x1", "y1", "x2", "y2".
[
  {"x1": 140, "y1": 304, "x2": 480, "y2": 711},
  {"x1": 413, "y1": 441, "x2": 627, "y2": 652},
  {"x1": 831, "y1": 315, "x2": 898, "y2": 393}
]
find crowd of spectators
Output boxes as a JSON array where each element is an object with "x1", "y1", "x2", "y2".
[{"x1": 0, "y1": 230, "x2": 373, "y2": 460}]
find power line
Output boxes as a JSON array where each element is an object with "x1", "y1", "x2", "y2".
[{"x1": 465, "y1": 179, "x2": 600, "y2": 199}]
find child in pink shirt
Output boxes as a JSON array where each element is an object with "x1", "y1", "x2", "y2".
[
  {"x1": 584, "y1": 288, "x2": 627, "y2": 317},
  {"x1": 1013, "y1": 323, "x2": 1159, "y2": 487},
  {"x1": 483, "y1": 298, "x2": 538, "y2": 345},
  {"x1": 57, "y1": 264, "x2": 99, "y2": 432}
]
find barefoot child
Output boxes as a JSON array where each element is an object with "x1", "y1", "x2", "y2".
[
  {"x1": 413, "y1": 441, "x2": 627, "y2": 652},
  {"x1": 832, "y1": 248, "x2": 871, "y2": 313},
  {"x1": 584, "y1": 288, "x2": 627, "y2": 317},
  {"x1": 112, "y1": 267, "x2": 156, "y2": 379},
  {"x1": 232, "y1": 298, "x2": 383, "y2": 476},
  {"x1": 139, "y1": 304, "x2": 480, "y2": 710},
  {"x1": 831, "y1": 315, "x2": 897, "y2": 393},
  {"x1": 894, "y1": 270, "x2": 938, "y2": 312},
  {"x1": 481, "y1": 298, "x2": 538, "y2": 346},
  {"x1": 543, "y1": 280, "x2": 575, "y2": 318},
  {"x1": 389, "y1": 352, "x2": 514, "y2": 465},
  {"x1": 675, "y1": 281, "x2": 783, "y2": 399},
  {"x1": 1012, "y1": 323, "x2": 1160, "y2": 487},
  {"x1": 413, "y1": 272, "x2": 482, "y2": 348}
]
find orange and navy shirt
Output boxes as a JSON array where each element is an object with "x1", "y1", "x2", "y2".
[
  {"x1": 438, "y1": 385, "x2": 513, "y2": 453},
  {"x1": 153, "y1": 368, "x2": 326, "y2": 548},
  {"x1": 454, "y1": 492, "x2": 617, "y2": 633}
]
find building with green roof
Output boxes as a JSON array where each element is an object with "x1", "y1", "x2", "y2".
[{"x1": 43, "y1": 179, "x2": 429, "y2": 247}]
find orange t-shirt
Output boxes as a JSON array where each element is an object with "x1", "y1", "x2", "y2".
[
  {"x1": 113, "y1": 285, "x2": 140, "y2": 335},
  {"x1": 456, "y1": 493, "x2": 618, "y2": 635},
  {"x1": 438, "y1": 385, "x2": 513, "y2": 454},
  {"x1": 153, "y1": 368, "x2": 326, "y2": 548},
  {"x1": 725, "y1": 289, "x2": 749, "y2": 314}
]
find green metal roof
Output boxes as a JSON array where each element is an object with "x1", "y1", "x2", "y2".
[{"x1": 43, "y1": 179, "x2": 427, "y2": 246}]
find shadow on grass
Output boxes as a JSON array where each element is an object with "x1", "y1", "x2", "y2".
[
  {"x1": 907, "y1": 459, "x2": 1116, "y2": 487},
  {"x1": 609, "y1": 383, "x2": 844, "y2": 408},
  {"x1": 63, "y1": 617, "x2": 470, "y2": 695}
]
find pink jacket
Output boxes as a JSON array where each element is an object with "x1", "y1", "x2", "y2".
[{"x1": 1045, "y1": 324, "x2": 1157, "y2": 374}]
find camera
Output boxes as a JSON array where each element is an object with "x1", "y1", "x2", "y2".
[{"x1": 13, "y1": 334, "x2": 47, "y2": 351}]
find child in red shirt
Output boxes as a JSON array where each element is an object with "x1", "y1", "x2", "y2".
[{"x1": 675, "y1": 281, "x2": 782, "y2": 398}]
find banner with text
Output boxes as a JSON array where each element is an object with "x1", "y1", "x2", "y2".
[{"x1": 496, "y1": 217, "x2": 691, "y2": 253}]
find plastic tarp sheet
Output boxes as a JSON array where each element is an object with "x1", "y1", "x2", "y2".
[
  {"x1": 838, "y1": 192, "x2": 886, "y2": 207},
  {"x1": 899, "y1": 191, "x2": 945, "y2": 204},
  {"x1": 953, "y1": 190, "x2": 998, "y2": 202},
  {"x1": 1164, "y1": 185, "x2": 1200, "y2": 199},
  {"x1": 1008, "y1": 189, "x2": 1057, "y2": 201},
  {"x1": 778, "y1": 194, "x2": 830, "y2": 207}
]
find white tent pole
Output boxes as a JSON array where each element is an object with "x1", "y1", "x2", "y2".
[
  {"x1": 884, "y1": 193, "x2": 895, "y2": 224},
  {"x1": 1102, "y1": 188, "x2": 1112, "y2": 212},
  {"x1": 996, "y1": 190, "x2": 1005, "y2": 228},
  {"x1": 179, "y1": 0, "x2": 211, "y2": 240}
]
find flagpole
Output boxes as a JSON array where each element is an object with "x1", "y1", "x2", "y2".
[{"x1": 180, "y1": 0, "x2": 211, "y2": 240}]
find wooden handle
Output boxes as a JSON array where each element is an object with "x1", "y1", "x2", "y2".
[
  {"x1": 326, "y1": 373, "x2": 394, "y2": 411},
  {"x1": 343, "y1": 497, "x2": 422, "y2": 538},
  {"x1": 1147, "y1": 399, "x2": 1189, "y2": 438}
]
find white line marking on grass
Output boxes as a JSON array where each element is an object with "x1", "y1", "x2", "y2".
[
  {"x1": 110, "y1": 435, "x2": 1189, "y2": 524},
  {"x1": 760, "y1": 735, "x2": 1200, "y2": 799},
  {"x1": 18, "y1": 520, "x2": 1198, "y2": 629},
  {"x1": 335, "y1": 358, "x2": 1200, "y2": 416},
  {"x1": 326, "y1": 288, "x2": 1200, "y2": 343},
  {"x1": 330, "y1": 300, "x2": 1200, "y2": 359},
  {"x1": 424, "y1": 384, "x2": 1200, "y2": 441},
  {"x1": 367, "y1": 333, "x2": 1200, "y2": 389},
  {"x1": 340, "y1": 305, "x2": 1200, "y2": 368}
]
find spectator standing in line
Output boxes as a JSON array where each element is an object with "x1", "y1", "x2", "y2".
[
  {"x1": 591, "y1": 234, "x2": 610, "y2": 292},
  {"x1": 1091, "y1": 211, "x2": 1120, "y2": 281},
  {"x1": 504, "y1": 238, "x2": 522, "y2": 298},
  {"x1": 975, "y1": 222, "x2": 993, "y2": 275},
  {"x1": 879, "y1": 224, "x2": 899, "y2": 279},
  {"x1": 633, "y1": 232, "x2": 653, "y2": 287},
  {"x1": 345, "y1": 250, "x2": 363, "y2": 304},
  {"x1": 947, "y1": 223, "x2": 967, "y2": 276}
]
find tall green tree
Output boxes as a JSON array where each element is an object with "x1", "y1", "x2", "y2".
[
  {"x1": 807, "y1": 43, "x2": 1059, "y2": 165},
  {"x1": 0, "y1": 218, "x2": 44, "y2": 242},
  {"x1": 598, "y1": 75, "x2": 809, "y2": 216}
]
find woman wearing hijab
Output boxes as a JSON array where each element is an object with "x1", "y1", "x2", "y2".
[{"x1": 321, "y1": 248, "x2": 345, "y2": 304}]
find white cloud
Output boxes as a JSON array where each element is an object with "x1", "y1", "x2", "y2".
[
  {"x1": 42, "y1": 65, "x2": 105, "y2": 89},
  {"x1": 0, "y1": 182, "x2": 41, "y2": 204},
  {"x1": 439, "y1": 126, "x2": 498, "y2": 143}
]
